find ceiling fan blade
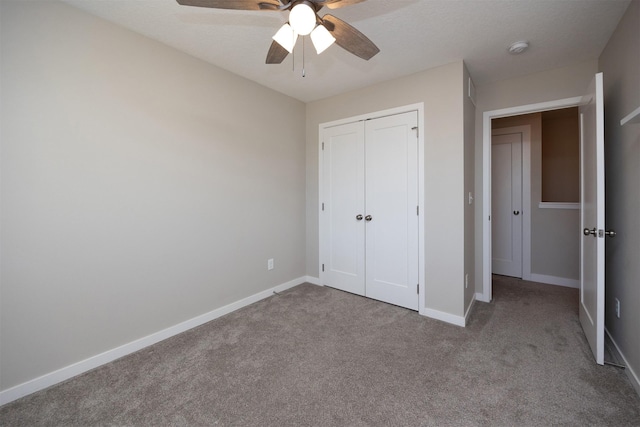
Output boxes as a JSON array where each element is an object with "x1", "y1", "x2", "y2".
[
  {"x1": 176, "y1": 0, "x2": 281, "y2": 11},
  {"x1": 322, "y1": 14, "x2": 379, "y2": 60},
  {"x1": 266, "y1": 40, "x2": 290, "y2": 64},
  {"x1": 322, "y1": 0, "x2": 367, "y2": 10}
]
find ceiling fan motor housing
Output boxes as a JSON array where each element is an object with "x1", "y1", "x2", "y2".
[{"x1": 289, "y1": 1, "x2": 319, "y2": 35}]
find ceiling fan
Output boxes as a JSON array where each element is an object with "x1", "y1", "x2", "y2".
[{"x1": 176, "y1": 0, "x2": 380, "y2": 64}]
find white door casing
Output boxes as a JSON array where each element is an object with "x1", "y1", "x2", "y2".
[
  {"x1": 491, "y1": 132, "x2": 523, "y2": 278},
  {"x1": 579, "y1": 72, "x2": 605, "y2": 365},
  {"x1": 483, "y1": 100, "x2": 579, "y2": 303},
  {"x1": 320, "y1": 110, "x2": 420, "y2": 311}
]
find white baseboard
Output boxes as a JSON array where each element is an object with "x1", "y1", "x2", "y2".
[
  {"x1": 0, "y1": 276, "x2": 310, "y2": 407},
  {"x1": 423, "y1": 307, "x2": 466, "y2": 327},
  {"x1": 529, "y1": 273, "x2": 579, "y2": 289},
  {"x1": 303, "y1": 276, "x2": 322, "y2": 286},
  {"x1": 605, "y1": 328, "x2": 640, "y2": 397}
]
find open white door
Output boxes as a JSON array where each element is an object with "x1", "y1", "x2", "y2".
[{"x1": 579, "y1": 72, "x2": 605, "y2": 365}]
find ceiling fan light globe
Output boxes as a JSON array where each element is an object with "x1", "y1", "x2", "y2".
[
  {"x1": 289, "y1": 2, "x2": 316, "y2": 36},
  {"x1": 310, "y1": 24, "x2": 336, "y2": 54},
  {"x1": 272, "y1": 23, "x2": 298, "y2": 53}
]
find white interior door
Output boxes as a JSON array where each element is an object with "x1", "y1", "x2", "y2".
[
  {"x1": 579, "y1": 72, "x2": 605, "y2": 365},
  {"x1": 321, "y1": 121, "x2": 365, "y2": 296},
  {"x1": 364, "y1": 112, "x2": 419, "y2": 310},
  {"x1": 491, "y1": 132, "x2": 523, "y2": 278}
]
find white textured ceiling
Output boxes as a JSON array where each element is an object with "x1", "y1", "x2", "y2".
[{"x1": 61, "y1": 0, "x2": 630, "y2": 103}]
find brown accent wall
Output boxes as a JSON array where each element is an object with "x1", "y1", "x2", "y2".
[{"x1": 541, "y1": 108, "x2": 579, "y2": 202}]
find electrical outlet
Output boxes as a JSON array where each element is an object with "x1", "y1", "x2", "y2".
[
  {"x1": 267, "y1": 258, "x2": 274, "y2": 271},
  {"x1": 465, "y1": 273, "x2": 469, "y2": 289},
  {"x1": 614, "y1": 298, "x2": 620, "y2": 318}
]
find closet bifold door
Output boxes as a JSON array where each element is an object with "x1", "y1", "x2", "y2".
[
  {"x1": 364, "y1": 111, "x2": 419, "y2": 310},
  {"x1": 321, "y1": 111, "x2": 419, "y2": 311},
  {"x1": 321, "y1": 121, "x2": 366, "y2": 296}
]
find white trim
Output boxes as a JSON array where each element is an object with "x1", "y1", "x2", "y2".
[
  {"x1": 417, "y1": 104, "x2": 425, "y2": 316},
  {"x1": 605, "y1": 328, "x2": 640, "y2": 396},
  {"x1": 482, "y1": 96, "x2": 583, "y2": 302},
  {"x1": 319, "y1": 103, "x2": 424, "y2": 129},
  {"x1": 318, "y1": 103, "x2": 426, "y2": 315},
  {"x1": 468, "y1": 77, "x2": 477, "y2": 107},
  {"x1": 529, "y1": 273, "x2": 579, "y2": 289},
  {"x1": 620, "y1": 106, "x2": 640, "y2": 126},
  {"x1": 475, "y1": 292, "x2": 490, "y2": 303},
  {"x1": 491, "y1": 125, "x2": 532, "y2": 282},
  {"x1": 464, "y1": 294, "x2": 476, "y2": 326},
  {"x1": 303, "y1": 276, "x2": 322, "y2": 286},
  {"x1": 424, "y1": 308, "x2": 466, "y2": 327},
  {"x1": 0, "y1": 276, "x2": 310, "y2": 406},
  {"x1": 538, "y1": 202, "x2": 580, "y2": 209}
]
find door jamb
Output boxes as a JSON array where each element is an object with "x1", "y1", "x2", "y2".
[
  {"x1": 319, "y1": 103, "x2": 425, "y2": 314},
  {"x1": 481, "y1": 97, "x2": 582, "y2": 302}
]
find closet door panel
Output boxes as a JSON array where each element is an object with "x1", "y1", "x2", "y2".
[
  {"x1": 321, "y1": 122, "x2": 366, "y2": 295},
  {"x1": 364, "y1": 112, "x2": 419, "y2": 310}
]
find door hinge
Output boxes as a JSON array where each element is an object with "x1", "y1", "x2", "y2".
[
  {"x1": 417, "y1": 206, "x2": 419, "y2": 216},
  {"x1": 417, "y1": 284, "x2": 419, "y2": 294},
  {"x1": 412, "y1": 126, "x2": 419, "y2": 138},
  {"x1": 322, "y1": 142, "x2": 325, "y2": 150},
  {"x1": 322, "y1": 202, "x2": 325, "y2": 211},
  {"x1": 322, "y1": 264, "x2": 325, "y2": 272}
]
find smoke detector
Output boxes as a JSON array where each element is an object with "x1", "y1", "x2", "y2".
[{"x1": 508, "y1": 41, "x2": 529, "y2": 54}]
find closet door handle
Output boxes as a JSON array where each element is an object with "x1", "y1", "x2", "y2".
[
  {"x1": 513, "y1": 210, "x2": 520, "y2": 216},
  {"x1": 365, "y1": 215, "x2": 373, "y2": 222},
  {"x1": 356, "y1": 214, "x2": 363, "y2": 221}
]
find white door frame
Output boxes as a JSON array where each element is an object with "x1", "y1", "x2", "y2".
[
  {"x1": 481, "y1": 97, "x2": 582, "y2": 302},
  {"x1": 491, "y1": 125, "x2": 531, "y2": 280},
  {"x1": 319, "y1": 103, "x2": 426, "y2": 314}
]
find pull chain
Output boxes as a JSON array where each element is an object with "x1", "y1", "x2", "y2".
[
  {"x1": 302, "y1": 36, "x2": 306, "y2": 77},
  {"x1": 292, "y1": 28, "x2": 295, "y2": 72}
]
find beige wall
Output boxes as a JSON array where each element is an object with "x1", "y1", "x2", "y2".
[
  {"x1": 0, "y1": 1, "x2": 306, "y2": 391},
  {"x1": 493, "y1": 114, "x2": 580, "y2": 281},
  {"x1": 474, "y1": 59, "x2": 598, "y2": 292},
  {"x1": 598, "y1": 0, "x2": 640, "y2": 392},
  {"x1": 306, "y1": 62, "x2": 468, "y2": 318}
]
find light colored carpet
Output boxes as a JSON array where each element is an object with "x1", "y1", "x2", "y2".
[{"x1": 2, "y1": 276, "x2": 639, "y2": 426}]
